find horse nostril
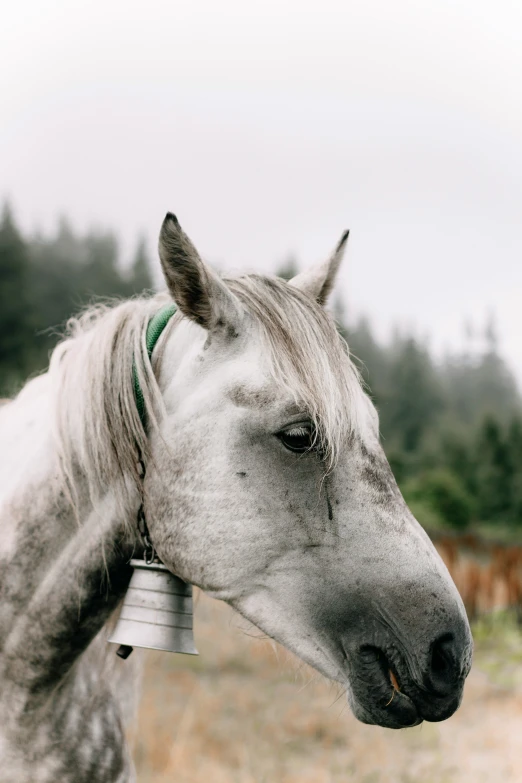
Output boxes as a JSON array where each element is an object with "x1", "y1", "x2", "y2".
[
  {"x1": 431, "y1": 634, "x2": 454, "y2": 674},
  {"x1": 428, "y1": 633, "x2": 460, "y2": 693}
]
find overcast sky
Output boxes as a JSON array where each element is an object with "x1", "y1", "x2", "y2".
[{"x1": 2, "y1": 0, "x2": 522, "y2": 381}]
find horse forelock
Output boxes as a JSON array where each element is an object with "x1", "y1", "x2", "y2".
[{"x1": 228, "y1": 275, "x2": 372, "y2": 470}]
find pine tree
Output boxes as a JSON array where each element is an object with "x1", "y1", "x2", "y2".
[
  {"x1": 0, "y1": 204, "x2": 34, "y2": 394},
  {"x1": 81, "y1": 230, "x2": 122, "y2": 296},
  {"x1": 475, "y1": 416, "x2": 513, "y2": 522},
  {"x1": 128, "y1": 237, "x2": 153, "y2": 294},
  {"x1": 507, "y1": 417, "x2": 522, "y2": 524},
  {"x1": 345, "y1": 316, "x2": 390, "y2": 406},
  {"x1": 384, "y1": 336, "x2": 444, "y2": 453}
]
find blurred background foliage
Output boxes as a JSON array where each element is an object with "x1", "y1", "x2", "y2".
[
  {"x1": 0, "y1": 202, "x2": 153, "y2": 395},
  {"x1": 2, "y1": 202, "x2": 521, "y2": 535},
  {"x1": 343, "y1": 316, "x2": 522, "y2": 534}
]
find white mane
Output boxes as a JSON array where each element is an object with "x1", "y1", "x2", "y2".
[{"x1": 49, "y1": 294, "x2": 169, "y2": 526}]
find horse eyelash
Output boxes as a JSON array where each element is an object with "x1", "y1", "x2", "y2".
[{"x1": 284, "y1": 425, "x2": 311, "y2": 436}]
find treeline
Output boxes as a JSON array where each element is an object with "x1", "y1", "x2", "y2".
[
  {"x1": 343, "y1": 314, "x2": 522, "y2": 532},
  {"x1": 1, "y1": 205, "x2": 521, "y2": 531},
  {"x1": 0, "y1": 204, "x2": 153, "y2": 394}
]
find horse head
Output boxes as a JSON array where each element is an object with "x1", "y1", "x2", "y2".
[{"x1": 143, "y1": 213, "x2": 472, "y2": 729}]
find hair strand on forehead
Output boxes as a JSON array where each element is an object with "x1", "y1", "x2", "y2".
[{"x1": 228, "y1": 275, "x2": 368, "y2": 471}]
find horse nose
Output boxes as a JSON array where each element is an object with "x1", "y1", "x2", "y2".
[{"x1": 425, "y1": 632, "x2": 467, "y2": 697}]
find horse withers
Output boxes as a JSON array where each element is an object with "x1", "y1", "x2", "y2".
[{"x1": 0, "y1": 214, "x2": 472, "y2": 782}]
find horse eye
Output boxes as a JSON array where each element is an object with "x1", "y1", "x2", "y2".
[{"x1": 277, "y1": 424, "x2": 315, "y2": 454}]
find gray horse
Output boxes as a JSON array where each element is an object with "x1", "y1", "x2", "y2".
[{"x1": 0, "y1": 214, "x2": 472, "y2": 782}]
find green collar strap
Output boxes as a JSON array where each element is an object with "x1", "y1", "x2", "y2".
[{"x1": 134, "y1": 303, "x2": 177, "y2": 426}]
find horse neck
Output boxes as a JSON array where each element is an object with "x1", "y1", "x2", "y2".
[
  {"x1": 0, "y1": 368, "x2": 136, "y2": 721},
  {"x1": 0, "y1": 300, "x2": 199, "y2": 720},
  {"x1": 0, "y1": 296, "x2": 191, "y2": 632},
  {"x1": 0, "y1": 373, "x2": 72, "y2": 601}
]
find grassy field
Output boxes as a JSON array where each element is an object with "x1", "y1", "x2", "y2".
[{"x1": 132, "y1": 592, "x2": 522, "y2": 783}]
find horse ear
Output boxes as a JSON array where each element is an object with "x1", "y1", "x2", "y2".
[
  {"x1": 288, "y1": 230, "x2": 349, "y2": 305},
  {"x1": 158, "y1": 213, "x2": 242, "y2": 330}
]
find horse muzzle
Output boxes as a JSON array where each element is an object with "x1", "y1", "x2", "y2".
[{"x1": 345, "y1": 633, "x2": 471, "y2": 729}]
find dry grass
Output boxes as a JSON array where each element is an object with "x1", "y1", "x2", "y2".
[
  {"x1": 435, "y1": 535, "x2": 522, "y2": 620},
  {"x1": 132, "y1": 589, "x2": 522, "y2": 783}
]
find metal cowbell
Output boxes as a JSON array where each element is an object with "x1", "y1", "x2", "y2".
[{"x1": 108, "y1": 559, "x2": 198, "y2": 656}]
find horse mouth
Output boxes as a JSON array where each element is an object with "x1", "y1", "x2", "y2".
[
  {"x1": 345, "y1": 645, "x2": 465, "y2": 730},
  {"x1": 346, "y1": 646, "x2": 422, "y2": 729}
]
